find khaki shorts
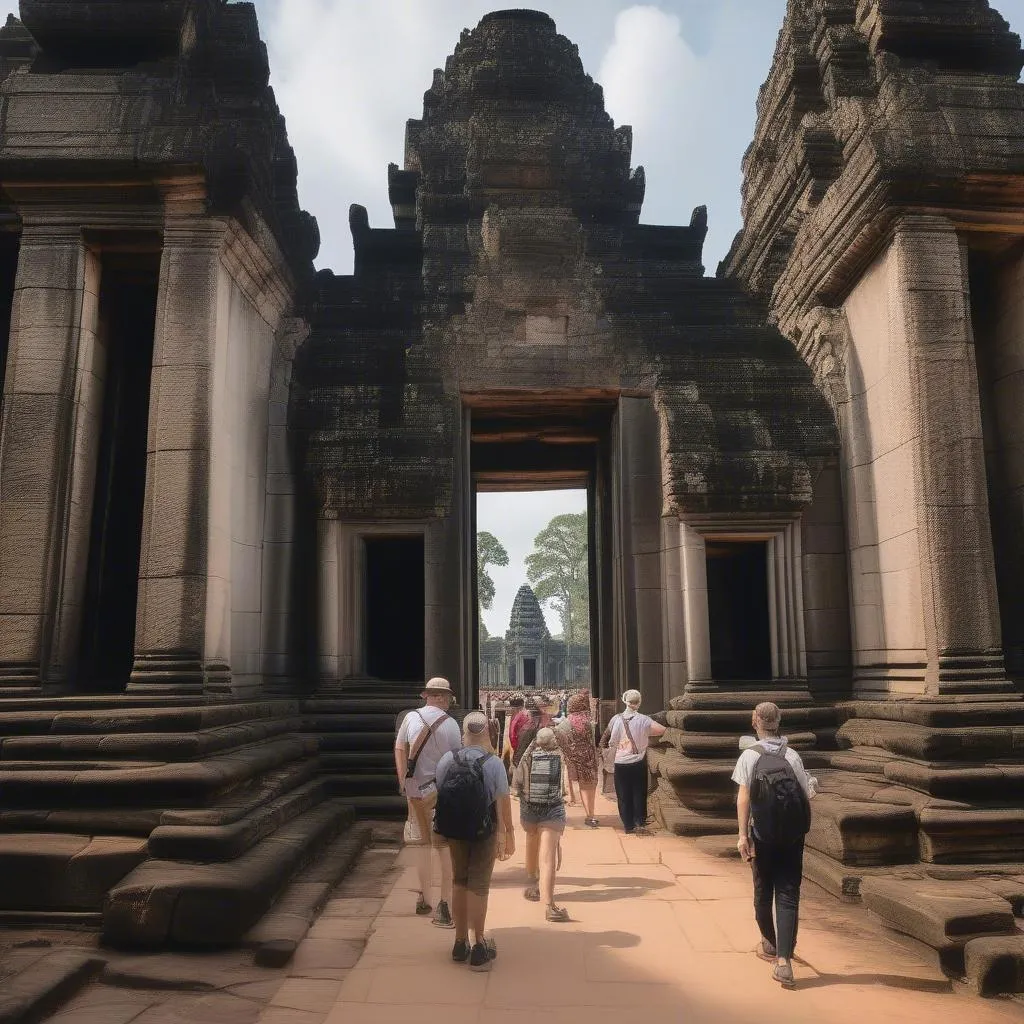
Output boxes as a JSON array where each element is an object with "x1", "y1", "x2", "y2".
[
  {"x1": 407, "y1": 790, "x2": 446, "y2": 848},
  {"x1": 448, "y1": 833, "x2": 498, "y2": 897}
]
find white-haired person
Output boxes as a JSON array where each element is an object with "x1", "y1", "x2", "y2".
[
  {"x1": 599, "y1": 689, "x2": 666, "y2": 835},
  {"x1": 513, "y1": 727, "x2": 570, "y2": 922},
  {"x1": 393, "y1": 677, "x2": 462, "y2": 925},
  {"x1": 434, "y1": 710, "x2": 515, "y2": 971}
]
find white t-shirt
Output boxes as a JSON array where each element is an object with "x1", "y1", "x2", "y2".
[
  {"x1": 395, "y1": 706, "x2": 462, "y2": 797},
  {"x1": 607, "y1": 711, "x2": 654, "y2": 765},
  {"x1": 731, "y1": 737, "x2": 814, "y2": 797}
]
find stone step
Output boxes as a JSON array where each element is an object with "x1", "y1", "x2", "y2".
[
  {"x1": 0, "y1": 949, "x2": 105, "y2": 1024},
  {"x1": 806, "y1": 792, "x2": 919, "y2": 866},
  {"x1": 668, "y1": 691, "x2": 821, "y2": 711},
  {"x1": 844, "y1": 700, "x2": 1024, "y2": 729},
  {"x1": 964, "y1": 935, "x2": 1024, "y2": 995},
  {"x1": 0, "y1": 833, "x2": 148, "y2": 911},
  {"x1": 0, "y1": 735, "x2": 314, "y2": 809},
  {"x1": 301, "y1": 698, "x2": 419, "y2": 715},
  {"x1": 665, "y1": 706, "x2": 839, "y2": 733},
  {"x1": 333, "y1": 793, "x2": 407, "y2": 818},
  {"x1": 303, "y1": 713, "x2": 398, "y2": 733},
  {"x1": 0, "y1": 700, "x2": 299, "y2": 737},
  {"x1": 318, "y1": 750, "x2": 395, "y2": 773},
  {"x1": 860, "y1": 875, "x2": 1017, "y2": 975},
  {"x1": 918, "y1": 806, "x2": 1024, "y2": 864},
  {"x1": 883, "y1": 761, "x2": 1024, "y2": 801},
  {"x1": 324, "y1": 772, "x2": 399, "y2": 797},
  {"x1": 665, "y1": 729, "x2": 820, "y2": 758},
  {"x1": 103, "y1": 799, "x2": 352, "y2": 948},
  {"x1": 653, "y1": 797, "x2": 734, "y2": 837},
  {"x1": 148, "y1": 778, "x2": 331, "y2": 862},
  {"x1": 314, "y1": 731, "x2": 395, "y2": 751},
  {"x1": 838, "y1": 718, "x2": 1024, "y2": 762},
  {"x1": 0, "y1": 716, "x2": 299, "y2": 762}
]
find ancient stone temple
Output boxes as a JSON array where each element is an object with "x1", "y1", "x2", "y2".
[
  {"x1": 0, "y1": 0, "x2": 1022, "y2": 990},
  {"x1": 479, "y1": 583, "x2": 590, "y2": 687}
]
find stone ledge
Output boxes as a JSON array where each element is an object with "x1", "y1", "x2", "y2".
[
  {"x1": 964, "y1": 935, "x2": 1024, "y2": 996},
  {"x1": 103, "y1": 800, "x2": 351, "y2": 948},
  {"x1": 806, "y1": 793, "x2": 918, "y2": 865},
  {"x1": 861, "y1": 877, "x2": 1016, "y2": 957},
  {"x1": 0, "y1": 949, "x2": 104, "y2": 1024},
  {"x1": 245, "y1": 822, "x2": 373, "y2": 966}
]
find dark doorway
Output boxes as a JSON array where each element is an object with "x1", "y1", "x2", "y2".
[
  {"x1": 0, "y1": 233, "x2": 20, "y2": 403},
  {"x1": 77, "y1": 252, "x2": 160, "y2": 691},
  {"x1": 706, "y1": 541, "x2": 772, "y2": 681},
  {"x1": 365, "y1": 536, "x2": 425, "y2": 681},
  {"x1": 523, "y1": 657, "x2": 537, "y2": 687}
]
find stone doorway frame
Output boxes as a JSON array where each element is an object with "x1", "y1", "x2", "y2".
[{"x1": 680, "y1": 519, "x2": 808, "y2": 691}]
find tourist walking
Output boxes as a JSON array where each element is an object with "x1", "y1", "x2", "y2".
[
  {"x1": 505, "y1": 695, "x2": 529, "y2": 768},
  {"x1": 433, "y1": 711, "x2": 515, "y2": 971},
  {"x1": 511, "y1": 694, "x2": 555, "y2": 768},
  {"x1": 513, "y1": 727, "x2": 570, "y2": 922},
  {"x1": 732, "y1": 701, "x2": 815, "y2": 989},
  {"x1": 556, "y1": 692, "x2": 601, "y2": 827},
  {"x1": 600, "y1": 689, "x2": 666, "y2": 835},
  {"x1": 393, "y1": 677, "x2": 462, "y2": 926}
]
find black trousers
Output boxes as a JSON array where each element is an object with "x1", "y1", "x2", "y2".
[
  {"x1": 751, "y1": 838, "x2": 804, "y2": 959},
  {"x1": 613, "y1": 757, "x2": 648, "y2": 832}
]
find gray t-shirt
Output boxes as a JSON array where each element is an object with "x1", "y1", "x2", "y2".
[
  {"x1": 731, "y1": 737, "x2": 813, "y2": 797},
  {"x1": 435, "y1": 746, "x2": 509, "y2": 805}
]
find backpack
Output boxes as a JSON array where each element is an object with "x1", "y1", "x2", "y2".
[
  {"x1": 527, "y1": 749, "x2": 562, "y2": 806},
  {"x1": 749, "y1": 744, "x2": 811, "y2": 844},
  {"x1": 434, "y1": 751, "x2": 496, "y2": 841}
]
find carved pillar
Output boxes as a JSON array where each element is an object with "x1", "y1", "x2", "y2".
[
  {"x1": 894, "y1": 215, "x2": 1006, "y2": 693},
  {"x1": 0, "y1": 222, "x2": 95, "y2": 689},
  {"x1": 128, "y1": 212, "x2": 230, "y2": 694}
]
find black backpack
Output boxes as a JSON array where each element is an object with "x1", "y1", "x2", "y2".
[
  {"x1": 749, "y1": 744, "x2": 811, "y2": 844},
  {"x1": 434, "y1": 751, "x2": 496, "y2": 841}
]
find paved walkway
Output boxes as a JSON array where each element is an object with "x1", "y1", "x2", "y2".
[{"x1": 257, "y1": 794, "x2": 1022, "y2": 1024}]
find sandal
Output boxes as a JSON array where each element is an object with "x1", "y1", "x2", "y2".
[
  {"x1": 545, "y1": 904, "x2": 570, "y2": 923},
  {"x1": 523, "y1": 885, "x2": 540, "y2": 902}
]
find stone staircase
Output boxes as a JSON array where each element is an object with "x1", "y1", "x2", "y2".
[
  {"x1": 0, "y1": 694, "x2": 356, "y2": 948},
  {"x1": 649, "y1": 688, "x2": 839, "y2": 838},
  {"x1": 301, "y1": 676, "x2": 431, "y2": 819}
]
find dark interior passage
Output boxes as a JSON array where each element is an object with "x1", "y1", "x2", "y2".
[
  {"x1": 0, "y1": 233, "x2": 20, "y2": 402},
  {"x1": 365, "y1": 536, "x2": 425, "y2": 681},
  {"x1": 77, "y1": 252, "x2": 160, "y2": 692},
  {"x1": 706, "y1": 541, "x2": 772, "y2": 681},
  {"x1": 523, "y1": 657, "x2": 537, "y2": 687}
]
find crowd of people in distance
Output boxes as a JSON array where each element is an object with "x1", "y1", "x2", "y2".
[{"x1": 394, "y1": 677, "x2": 815, "y2": 988}]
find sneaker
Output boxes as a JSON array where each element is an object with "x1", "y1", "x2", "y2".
[
  {"x1": 432, "y1": 899, "x2": 454, "y2": 928},
  {"x1": 523, "y1": 885, "x2": 540, "y2": 902},
  {"x1": 545, "y1": 904, "x2": 570, "y2": 923},
  {"x1": 756, "y1": 939, "x2": 777, "y2": 962},
  {"x1": 585, "y1": 817, "x2": 600, "y2": 828},
  {"x1": 632, "y1": 826, "x2": 653, "y2": 837},
  {"x1": 469, "y1": 941, "x2": 492, "y2": 972},
  {"x1": 483, "y1": 936, "x2": 497, "y2": 962},
  {"x1": 452, "y1": 938, "x2": 470, "y2": 963},
  {"x1": 772, "y1": 961, "x2": 795, "y2": 989},
  {"x1": 415, "y1": 895, "x2": 432, "y2": 916}
]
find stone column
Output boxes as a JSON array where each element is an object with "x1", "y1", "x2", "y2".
[
  {"x1": 128, "y1": 212, "x2": 230, "y2": 694},
  {"x1": 894, "y1": 216, "x2": 1006, "y2": 693},
  {"x1": 0, "y1": 222, "x2": 94, "y2": 689},
  {"x1": 680, "y1": 523, "x2": 712, "y2": 690}
]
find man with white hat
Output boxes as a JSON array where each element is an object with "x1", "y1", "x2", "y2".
[{"x1": 394, "y1": 676, "x2": 463, "y2": 925}]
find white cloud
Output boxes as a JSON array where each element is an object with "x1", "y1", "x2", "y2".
[{"x1": 599, "y1": 6, "x2": 697, "y2": 141}]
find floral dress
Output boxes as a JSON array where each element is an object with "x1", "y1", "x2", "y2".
[{"x1": 555, "y1": 713, "x2": 599, "y2": 787}]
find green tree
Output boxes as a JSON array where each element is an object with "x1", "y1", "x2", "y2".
[
  {"x1": 526, "y1": 512, "x2": 589, "y2": 644},
  {"x1": 477, "y1": 531, "x2": 509, "y2": 612}
]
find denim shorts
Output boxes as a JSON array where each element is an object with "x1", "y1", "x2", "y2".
[{"x1": 520, "y1": 800, "x2": 566, "y2": 831}]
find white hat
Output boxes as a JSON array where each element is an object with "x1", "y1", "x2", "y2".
[{"x1": 421, "y1": 677, "x2": 453, "y2": 697}]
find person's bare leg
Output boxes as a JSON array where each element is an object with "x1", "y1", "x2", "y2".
[
  {"x1": 468, "y1": 890, "x2": 489, "y2": 945},
  {"x1": 581, "y1": 784, "x2": 596, "y2": 819},
  {"x1": 539, "y1": 828, "x2": 558, "y2": 907},
  {"x1": 436, "y1": 843, "x2": 453, "y2": 906},
  {"x1": 524, "y1": 825, "x2": 540, "y2": 881},
  {"x1": 452, "y1": 883, "x2": 468, "y2": 941}
]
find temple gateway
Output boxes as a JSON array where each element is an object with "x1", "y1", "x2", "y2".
[{"x1": 0, "y1": 0, "x2": 1023, "y2": 993}]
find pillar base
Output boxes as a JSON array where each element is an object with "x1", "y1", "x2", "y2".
[
  {"x1": 127, "y1": 654, "x2": 206, "y2": 695},
  {"x1": 0, "y1": 662, "x2": 43, "y2": 690},
  {"x1": 933, "y1": 653, "x2": 1017, "y2": 696}
]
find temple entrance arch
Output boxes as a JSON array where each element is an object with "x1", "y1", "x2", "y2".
[{"x1": 465, "y1": 392, "x2": 616, "y2": 709}]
